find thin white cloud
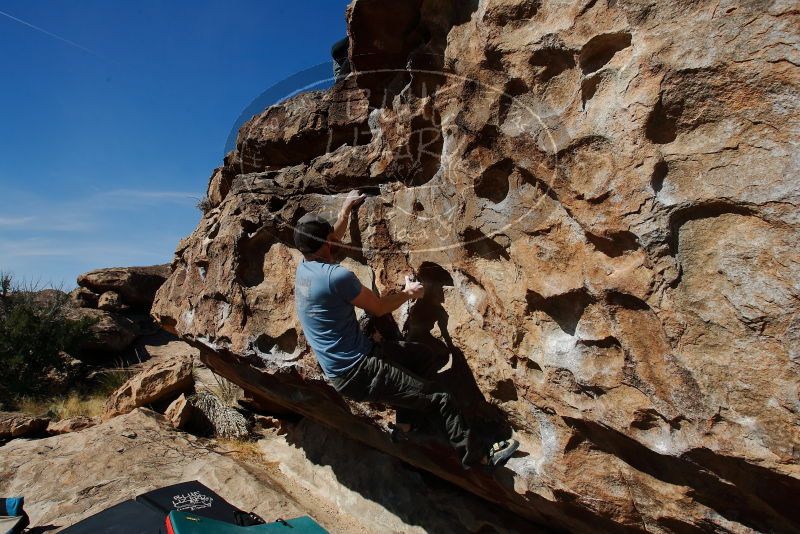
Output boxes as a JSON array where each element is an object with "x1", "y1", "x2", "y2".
[
  {"x1": 1, "y1": 246, "x2": 72, "y2": 258},
  {"x1": 91, "y1": 189, "x2": 202, "y2": 209},
  {"x1": 0, "y1": 237, "x2": 166, "y2": 260},
  {"x1": 0, "y1": 216, "x2": 35, "y2": 226},
  {"x1": 0, "y1": 187, "x2": 198, "y2": 286},
  {"x1": 97, "y1": 189, "x2": 200, "y2": 200},
  {"x1": 0, "y1": 211, "x2": 93, "y2": 233},
  {"x1": 0, "y1": 188, "x2": 202, "y2": 232},
  {"x1": 0, "y1": 237, "x2": 172, "y2": 289}
]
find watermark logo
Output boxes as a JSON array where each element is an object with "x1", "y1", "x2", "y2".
[
  {"x1": 227, "y1": 59, "x2": 563, "y2": 257},
  {"x1": 171, "y1": 491, "x2": 214, "y2": 512}
]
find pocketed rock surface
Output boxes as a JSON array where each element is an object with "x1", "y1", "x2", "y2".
[{"x1": 152, "y1": 1, "x2": 800, "y2": 531}]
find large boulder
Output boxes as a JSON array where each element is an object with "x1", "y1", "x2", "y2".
[
  {"x1": 152, "y1": 1, "x2": 799, "y2": 532},
  {"x1": 0, "y1": 412, "x2": 50, "y2": 440},
  {"x1": 103, "y1": 353, "x2": 194, "y2": 419},
  {"x1": 66, "y1": 307, "x2": 138, "y2": 354},
  {"x1": 77, "y1": 265, "x2": 170, "y2": 309}
]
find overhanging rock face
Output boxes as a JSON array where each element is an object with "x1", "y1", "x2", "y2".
[{"x1": 152, "y1": 1, "x2": 800, "y2": 531}]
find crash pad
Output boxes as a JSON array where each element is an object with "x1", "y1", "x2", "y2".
[{"x1": 166, "y1": 511, "x2": 328, "y2": 534}]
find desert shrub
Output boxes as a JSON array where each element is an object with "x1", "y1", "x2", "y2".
[
  {"x1": 209, "y1": 370, "x2": 242, "y2": 406},
  {"x1": 13, "y1": 357, "x2": 134, "y2": 417},
  {"x1": 93, "y1": 355, "x2": 138, "y2": 395},
  {"x1": 0, "y1": 273, "x2": 96, "y2": 406},
  {"x1": 196, "y1": 196, "x2": 215, "y2": 214},
  {"x1": 95, "y1": 368, "x2": 136, "y2": 395},
  {"x1": 189, "y1": 391, "x2": 251, "y2": 439}
]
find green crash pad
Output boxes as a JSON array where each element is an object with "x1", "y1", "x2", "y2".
[{"x1": 166, "y1": 511, "x2": 328, "y2": 534}]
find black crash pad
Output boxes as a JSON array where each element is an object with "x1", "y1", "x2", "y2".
[
  {"x1": 60, "y1": 480, "x2": 254, "y2": 533},
  {"x1": 59, "y1": 499, "x2": 166, "y2": 534}
]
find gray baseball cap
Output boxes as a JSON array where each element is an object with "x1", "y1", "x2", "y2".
[{"x1": 293, "y1": 213, "x2": 333, "y2": 254}]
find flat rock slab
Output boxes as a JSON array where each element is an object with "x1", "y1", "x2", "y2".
[
  {"x1": 252, "y1": 418, "x2": 543, "y2": 534},
  {"x1": 46, "y1": 416, "x2": 99, "y2": 435},
  {"x1": 0, "y1": 408, "x2": 538, "y2": 533},
  {"x1": 0, "y1": 409, "x2": 304, "y2": 532}
]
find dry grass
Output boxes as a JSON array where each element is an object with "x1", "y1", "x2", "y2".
[
  {"x1": 16, "y1": 359, "x2": 136, "y2": 420},
  {"x1": 200, "y1": 369, "x2": 243, "y2": 407},
  {"x1": 96, "y1": 367, "x2": 136, "y2": 394},
  {"x1": 18, "y1": 391, "x2": 107, "y2": 420}
]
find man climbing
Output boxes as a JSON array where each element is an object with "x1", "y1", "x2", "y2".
[{"x1": 293, "y1": 190, "x2": 519, "y2": 470}]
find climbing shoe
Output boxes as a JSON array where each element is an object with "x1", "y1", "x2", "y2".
[
  {"x1": 485, "y1": 438, "x2": 519, "y2": 469},
  {"x1": 389, "y1": 423, "x2": 416, "y2": 443}
]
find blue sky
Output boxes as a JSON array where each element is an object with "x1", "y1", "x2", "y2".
[{"x1": 0, "y1": 1, "x2": 349, "y2": 288}]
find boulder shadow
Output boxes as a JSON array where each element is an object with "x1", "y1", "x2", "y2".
[
  {"x1": 278, "y1": 418, "x2": 546, "y2": 534},
  {"x1": 403, "y1": 262, "x2": 514, "y2": 448}
]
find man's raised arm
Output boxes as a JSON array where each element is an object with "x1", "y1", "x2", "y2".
[{"x1": 332, "y1": 190, "x2": 366, "y2": 241}]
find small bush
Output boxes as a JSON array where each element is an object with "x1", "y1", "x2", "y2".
[
  {"x1": 209, "y1": 370, "x2": 242, "y2": 406},
  {"x1": 0, "y1": 272, "x2": 96, "y2": 407},
  {"x1": 189, "y1": 391, "x2": 250, "y2": 439},
  {"x1": 94, "y1": 355, "x2": 137, "y2": 395},
  {"x1": 196, "y1": 196, "x2": 215, "y2": 214}
]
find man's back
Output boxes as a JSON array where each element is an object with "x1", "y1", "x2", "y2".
[{"x1": 295, "y1": 259, "x2": 373, "y2": 378}]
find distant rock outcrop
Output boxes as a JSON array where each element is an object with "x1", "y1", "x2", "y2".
[
  {"x1": 151, "y1": 0, "x2": 799, "y2": 532},
  {"x1": 0, "y1": 412, "x2": 50, "y2": 441},
  {"x1": 67, "y1": 264, "x2": 170, "y2": 358},
  {"x1": 77, "y1": 265, "x2": 170, "y2": 309},
  {"x1": 66, "y1": 307, "x2": 138, "y2": 354}
]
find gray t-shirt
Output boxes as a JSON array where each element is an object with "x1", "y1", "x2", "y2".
[{"x1": 295, "y1": 260, "x2": 373, "y2": 378}]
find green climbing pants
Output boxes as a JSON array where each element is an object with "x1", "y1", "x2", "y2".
[{"x1": 329, "y1": 340, "x2": 483, "y2": 467}]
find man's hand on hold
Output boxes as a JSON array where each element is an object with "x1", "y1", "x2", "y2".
[
  {"x1": 333, "y1": 190, "x2": 367, "y2": 241},
  {"x1": 403, "y1": 275, "x2": 425, "y2": 300},
  {"x1": 341, "y1": 190, "x2": 366, "y2": 216}
]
